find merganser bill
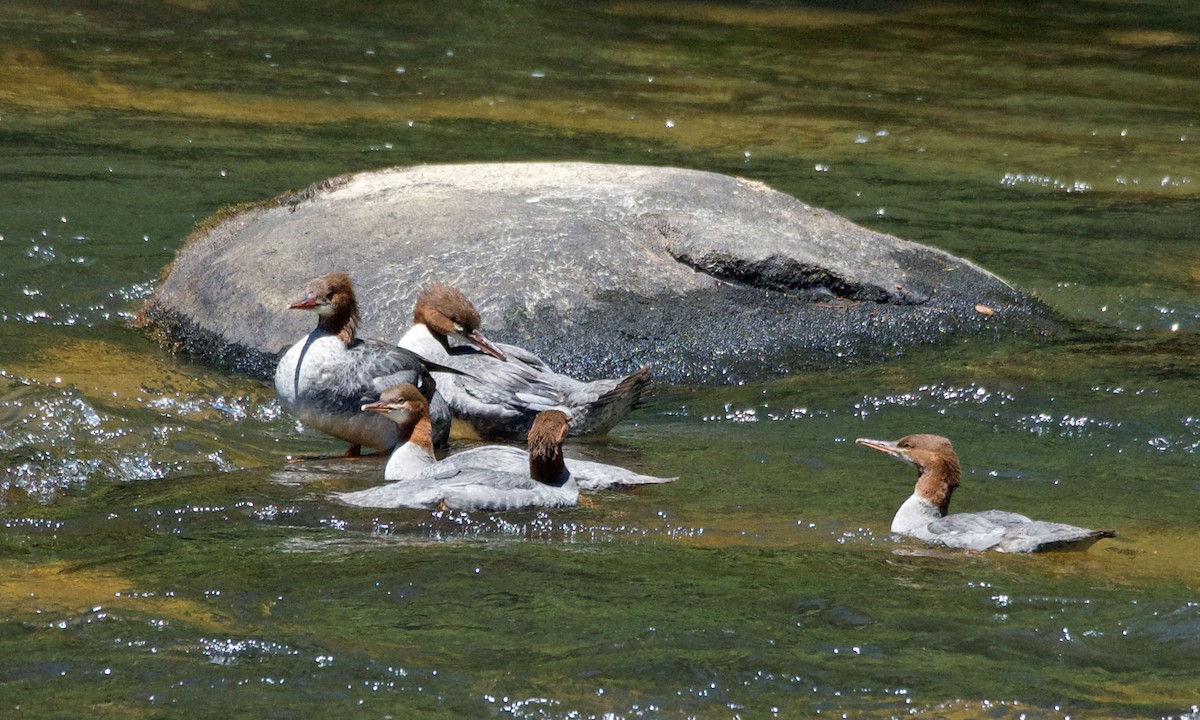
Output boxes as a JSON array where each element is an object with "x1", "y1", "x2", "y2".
[
  {"x1": 856, "y1": 434, "x2": 1115, "y2": 553},
  {"x1": 335, "y1": 386, "x2": 578, "y2": 511},
  {"x1": 397, "y1": 282, "x2": 652, "y2": 441},
  {"x1": 273, "y1": 272, "x2": 451, "y2": 454}
]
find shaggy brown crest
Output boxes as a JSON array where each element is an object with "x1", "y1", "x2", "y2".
[
  {"x1": 412, "y1": 282, "x2": 506, "y2": 359},
  {"x1": 289, "y1": 272, "x2": 360, "y2": 347},
  {"x1": 857, "y1": 433, "x2": 960, "y2": 515},
  {"x1": 526, "y1": 410, "x2": 570, "y2": 484}
]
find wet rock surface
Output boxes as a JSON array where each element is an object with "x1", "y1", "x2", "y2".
[{"x1": 140, "y1": 162, "x2": 1050, "y2": 385}]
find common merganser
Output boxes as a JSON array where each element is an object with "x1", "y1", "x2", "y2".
[
  {"x1": 341, "y1": 382, "x2": 672, "y2": 490},
  {"x1": 856, "y1": 434, "x2": 1115, "y2": 553},
  {"x1": 335, "y1": 385, "x2": 578, "y2": 511},
  {"x1": 397, "y1": 282, "x2": 652, "y2": 441},
  {"x1": 274, "y1": 272, "x2": 451, "y2": 454}
]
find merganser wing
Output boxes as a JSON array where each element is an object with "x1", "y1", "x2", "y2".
[
  {"x1": 337, "y1": 467, "x2": 577, "y2": 511},
  {"x1": 923, "y1": 510, "x2": 1112, "y2": 553}
]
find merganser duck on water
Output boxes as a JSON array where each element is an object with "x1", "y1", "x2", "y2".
[
  {"x1": 856, "y1": 434, "x2": 1115, "y2": 553},
  {"x1": 274, "y1": 272, "x2": 451, "y2": 455},
  {"x1": 397, "y1": 282, "x2": 652, "y2": 441},
  {"x1": 335, "y1": 385, "x2": 578, "y2": 511},
  {"x1": 376, "y1": 383, "x2": 674, "y2": 489}
]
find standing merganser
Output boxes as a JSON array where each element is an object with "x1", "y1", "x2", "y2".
[
  {"x1": 335, "y1": 385, "x2": 578, "y2": 511},
  {"x1": 274, "y1": 272, "x2": 451, "y2": 455},
  {"x1": 856, "y1": 434, "x2": 1115, "y2": 553},
  {"x1": 340, "y1": 383, "x2": 672, "y2": 491},
  {"x1": 397, "y1": 282, "x2": 652, "y2": 441}
]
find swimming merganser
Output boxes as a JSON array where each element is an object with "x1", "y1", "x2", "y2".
[
  {"x1": 274, "y1": 272, "x2": 451, "y2": 454},
  {"x1": 341, "y1": 383, "x2": 672, "y2": 490},
  {"x1": 856, "y1": 434, "x2": 1115, "y2": 553},
  {"x1": 335, "y1": 386, "x2": 578, "y2": 511},
  {"x1": 397, "y1": 282, "x2": 652, "y2": 441}
]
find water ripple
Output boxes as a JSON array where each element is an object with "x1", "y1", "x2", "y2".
[
  {"x1": 196, "y1": 637, "x2": 301, "y2": 666},
  {"x1": 407, "y1": 509, "x2": 709, "y2": 544},
  {"x1": 1, "y1": 517, "x2": 66, "y2": 531},
  {"x1": 0, "y1": 278, "x2": 154, "y2": 327},
  {"x1": 694, "y1": 380, "x2": 1200, "y2": 457},
  {"x1": 853, "y1": 382, "x2": 1016, "y2": 419},
  {"x1": 1000, "y1": 171, "x2": 1093, "y2": 193},
  {"x1": 1124, "y1": 601, "x2": 1200, "y2": 649},
  {"x1": 0, "y1": 372, "x2": 272, "y2": 502},
  {"x1": 702, "y1": 403, "x2": 823, "y2": 423}
]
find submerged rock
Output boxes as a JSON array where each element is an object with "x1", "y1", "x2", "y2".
[{"x1": 139, "y1": 162, "x2": 1049, "y2": 384}]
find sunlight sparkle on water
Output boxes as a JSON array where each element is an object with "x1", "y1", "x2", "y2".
[
  {"x1": 1000, "y1": 172, "x2": 1092, "y2": 193},
  {"x1": 398, "y1": 509, "x2": 708, "y2": 544},
  {"x1": 853, "y1": 383, "x2": 1013, "y2": 419}
]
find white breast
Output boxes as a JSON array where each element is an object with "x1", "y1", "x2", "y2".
[{"x1": 890, "y1": 492, "x2": 944, "y2": 536}]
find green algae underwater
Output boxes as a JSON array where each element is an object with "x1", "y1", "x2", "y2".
[{"x1": 1, "y1": 0, "x2": 1199, "y2": 717}]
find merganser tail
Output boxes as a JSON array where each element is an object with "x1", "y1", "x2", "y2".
[{"x1": 560, "y1": 363, "x2": 653, "y2": 436}]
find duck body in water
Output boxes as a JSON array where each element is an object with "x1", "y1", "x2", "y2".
[
  {"x1": 397, "y1": 282, "x2": 652, "y2": 441},
  {"x1": 335, "y1": 385, "x2": 577, "y2": 511},
  {"x1": 856, "y1": 434, "x2": 1115, "y2": 553},
  {"x1": 335, "y1": 383, "x2": 674, "y2": 509},
  {"x1": 433, "y1": 443, "x2": 674, "y2": 492}
]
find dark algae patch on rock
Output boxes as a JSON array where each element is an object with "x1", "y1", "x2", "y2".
[{"x1": 141, "y1": 162, "x2": 1051, "y2": 384}]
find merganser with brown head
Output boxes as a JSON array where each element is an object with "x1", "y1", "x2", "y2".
[
  {"x1": 856, "y1": 434, "x2": 1115, "y2": 553},
  {"x1": 397, "y1": 282, "x2": 652, "y2": 441},
  {"x1": 335, "y1": 386, "x2": 579, "y2": 511},
  {"x1": 337, "y1": 383, "x2": 671, "y2": 501},
  {"x1": 273, "y1": 272, "x2": 451, "y2": 454}
]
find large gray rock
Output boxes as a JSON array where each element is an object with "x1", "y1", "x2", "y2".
[{"x1": 140, "y1": 162, "x2": 1049, "y2": 385}]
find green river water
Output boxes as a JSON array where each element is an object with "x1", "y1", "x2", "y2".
[{"x1": 1, "y1": 1, "x2": 1198, "y2": 717}]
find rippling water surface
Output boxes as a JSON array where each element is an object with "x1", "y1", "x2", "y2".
[{"x1": 1, "y1": 1, "x2": 1199, "y2": 717}]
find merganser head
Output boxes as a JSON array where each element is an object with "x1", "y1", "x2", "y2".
[
  {"x1": 361, "y1": 383, "x2": 429, "y2": 425},
  {"x1": 289, "y1": 272, "x2": 360, "y2": 344},
  {"x1": 856, "y1": 434, "x2": 961, "y2": 515},
  {"x1": 290, "y1": 272, "x2": 355, "y2": 317},
  {"x1": 527, "y1": 409, "x2": 570, "y2": 485},
  {"x1": 413, "y1": 283, "x2": 507, "y2": 361}
]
